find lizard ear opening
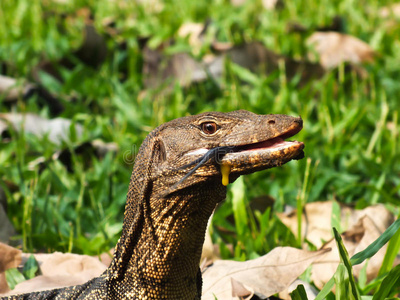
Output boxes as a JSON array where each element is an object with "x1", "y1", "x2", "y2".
[{"x1": 155, "y1": 139, "x2": 167, "y2": 164}]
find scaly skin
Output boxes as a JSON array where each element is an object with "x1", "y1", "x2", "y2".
[{"x1": 2, "y1": 110, "x2": 304, "y2": 300}]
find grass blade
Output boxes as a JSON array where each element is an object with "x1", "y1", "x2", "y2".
[
  {"x1": 290, "y1": 284, "x2": 309, "y2": 300},
  {"x1": 333, "y1": 227, "x2": 360, "y2": 300},
  {"x1": 378, "y1": 221, "x2": 400, "y2": 276},
  {"x1": 351, "y1": 218, "x2": 400, "y2": 266},
  {"x1": 334, "y1": 263, "x2": 351, "y2": 300},
  {"x1": 5, "y1": 268, "x2": 26, "y2": 290},
  {"x1": 372, "y1": 264, "x2": 400, "y2": 300},
  {"x1": 230, "y1": 176, "x2": 248, "y2": 237},
  {"x1": 22, "y1": 254, "x2": 40, "y2": 279}
]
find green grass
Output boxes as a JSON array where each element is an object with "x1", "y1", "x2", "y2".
[{"x1": 1, "y1": 0, "x2": 400, "y2": 297}]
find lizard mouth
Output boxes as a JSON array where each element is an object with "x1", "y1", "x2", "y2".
[
  {"x1": 219, "y1": 126, "x2": 304, "y2": 172},
  {"x1": 230, "y1": 125, "x2": 303, "y2": 154}
]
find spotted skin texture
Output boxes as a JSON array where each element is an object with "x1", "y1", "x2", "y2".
[{"x1": 1, "y1": 110, "x2": 304, "y2": 300}]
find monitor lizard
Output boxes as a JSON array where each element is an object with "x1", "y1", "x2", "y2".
[{"x1": 2, "y1": 110, "x2": 304, "y2": 300}]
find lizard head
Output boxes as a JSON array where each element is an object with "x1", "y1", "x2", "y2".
[{"x1": 150, "y1": 110, "x2": 304, "y2": 190}]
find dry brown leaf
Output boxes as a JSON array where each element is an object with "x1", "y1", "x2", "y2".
[
  {"x1": 211, "y1": 41, "x2": 234, "y2": 52},
  {"x1": 0, "y1": 75, "x2": 35, "y2": 102},
  {"x1": 231, "y1": 0, "x2": 281, "y2": 9},
  {"x1": 1, "y1": 252, "x2": 106, "y2": 296},
  {"x1": 231, "y1": 278, "x2": 254, "y2": 299},
  {"x1": 379, "y1": 3, "x2": 400, "y2": 18},
  {"x1": 97, "y1": 248, "x2": 114, "y2": 267},
  {"x1": 0, "y1": 113, "x2": 118, "y2": 172},
  {"x1": 307, "y1": 32, "x2": 375, "y2": 69},
  {"x1": 311, "y1": 214, "x2": 394, "y2": 289},
  {"x1": 230, "y1": 0, "x2": 247, "y2": 6},
  {"x1": 278, "y1": 202, "x2": 395, "y2": 289},
  {"x1": 200, "y1": 225, "x2": 220, "y2": 267},
  {"x1": 202, "y1": 247, "x2": 330, "y2": 300},
  {"x1": 278, "y1": 201, "x2": 337, "y2": 248},
  {"x1": 27, "y1": 139, "x2": 118, "y2": 173},
  {"x1": 0, "y1": 243, "x2": 22, "y2": 293},
  {"x1": 135, "y1": 0, "x2": 164, "y2": 13},
  {"x1": 143, "y1": 47, "x2": 207, "y2": 89},
  {"x1": 277, "y1": 201, "x2": 393, "y2": 249},
  {"x1": 143, "y1": 41, "x2": 324, "y2": 91},
  {"x1": 178, "y1": 22, "x2": 205, "y2": 55},
  {"x1": 0, "y1": 113, "x2": 83, "y2": 145}
]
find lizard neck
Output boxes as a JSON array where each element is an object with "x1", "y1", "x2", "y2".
[{"x1": 107, "y1": 136, "x2": 226, "y2": 299}]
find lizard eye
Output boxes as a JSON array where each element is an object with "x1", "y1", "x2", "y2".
[{"x1": 201, "y1": 122, "x2": 218, "y2": 135}]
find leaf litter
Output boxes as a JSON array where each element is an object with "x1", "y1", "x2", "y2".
[
  {"x1": 0, "y1": 250, "x2": 107, "y2": 296},
  {"x1": 202, "y1": 247, "x2": 330, "y2": 299},
  {"x1": 0, "y1": 113, "x2": 118, "y2": 172},
  {"x1": 306, "y1": 32, "x2": 375, "y2": 70},
  {"x1": 277, "y1": 201, "x2": 396, "y2": 290}
]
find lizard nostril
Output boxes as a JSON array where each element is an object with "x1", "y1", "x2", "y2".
[
  {"x1": 268, "y1": 120, "x2": 275, "y2": 125},
  {"x1": 296, "y1": 118, "x2": 303, "y2": 127}
]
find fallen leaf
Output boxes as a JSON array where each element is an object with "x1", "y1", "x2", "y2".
[
  {"x1": 277, "y1": 201, "x2": 393, "y2": 249},
  {"x1": 307, "y1": 32, "x2": 375, "y2": 69},
  {"x1": 231, "y1": 0, "x2": 282, "y2": 9},
  {"x1": 0, "y1": 113, "x2": 117, "y2": 172},
  {"x1": 27, "y1": 139, "x2": 119, "y2": 173},
  {"x1": 1, "y1": 252, "x2": 106, "y2": 296},
  {"x1": 201, "y1": 227, "x2": 220, "y2": 267},
  {"x1": 261, "y1": 0, "x2": 281, "y2": 9},
  {"x1": 0, "y1": 243, "x2": 22, "y2": 294},
  {"x1": 143, "y1": 46, "x2": 207, "y2": 89},
  {"x1": 277, "y1": 202, "x2": 396, "y2": 289},
  {"x1": 97, "y1": 248, "x2": 114, "y2": 268},
  {"x1": 135, "y1": 0, "x2": 164, "y2": 13},
  {"x1": 143, "y1": 41, "x2": 324, "y2": 91},
  {"x1": 202, "y1": 247, "x2": 330, "y2": 299},
  {"x1": 177, "y1": 22, "x2": 206, "y2": 55},
  {"x1": 231, "y1": 277, "x2": 253, "y2": 299},
  {"x1": 311, "y1": 215, "x2": 395, "y2": 290},
  {"x1": 379, "y1": 3, "x2": 400, "y2": 18},
  {"x1": 278, "y1": 201, "x2": 337, "y2": 248},
  {"x1": 230, "y1": 0, "x2": 247, "y2": 6},
  {"x1": 0, "y1": 75, "x2": 35, "y2": 102},
  {"x1": 0, "y1": 69, "x2": 63, "y2": 115},
  {"x1": 0, "y1": 113, "x2": 83, "y2": 145}
]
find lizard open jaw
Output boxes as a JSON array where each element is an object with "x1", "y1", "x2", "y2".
[{"x1": 219, "y1": 125, "x2": 304, "y2": 174}]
